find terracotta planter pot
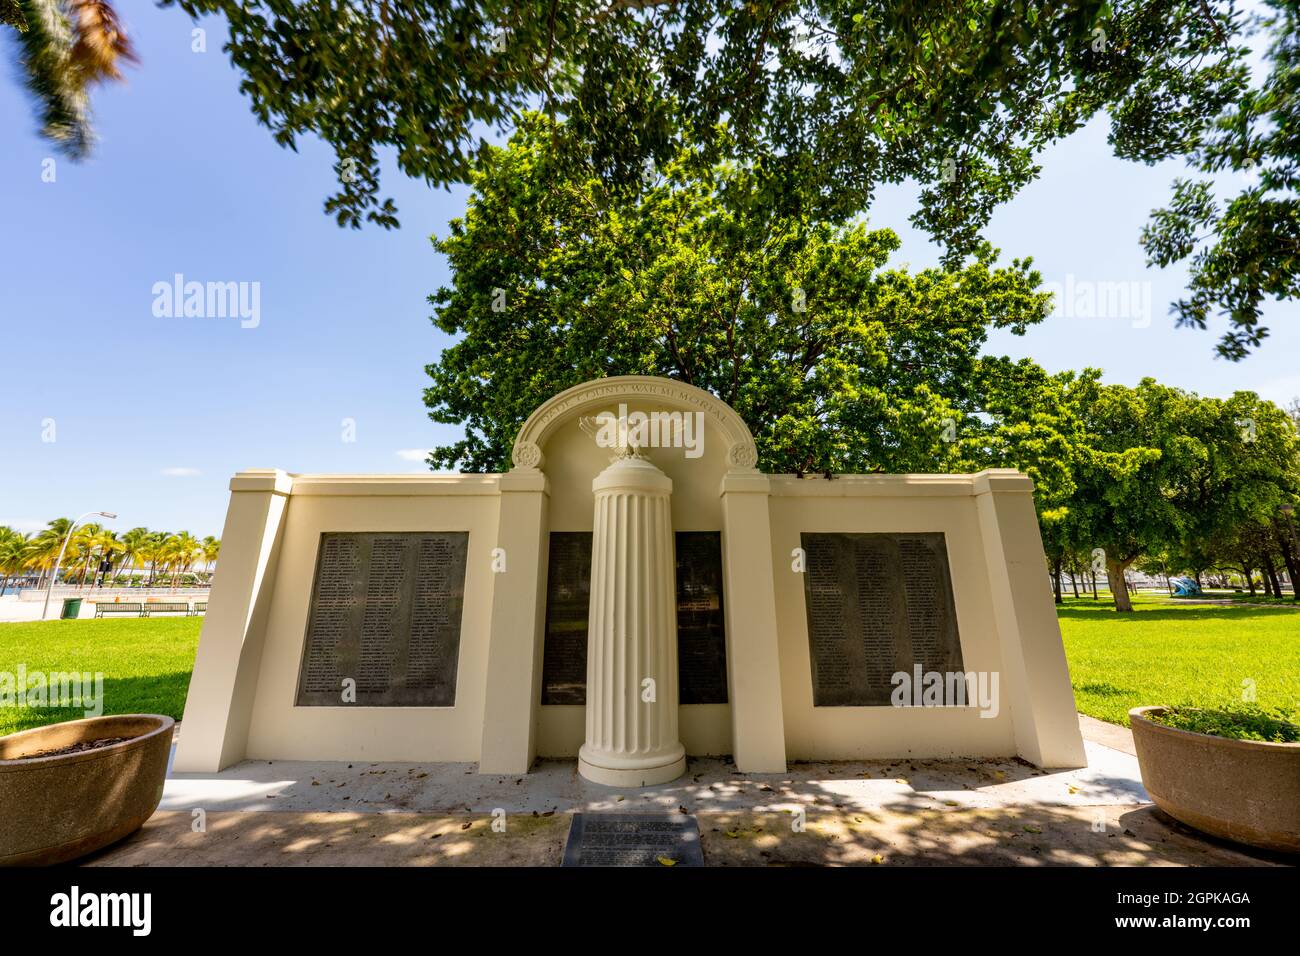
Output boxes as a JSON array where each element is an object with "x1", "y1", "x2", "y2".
[
  {"x1": 0, "y1": 715, "x2": 173, "y2": 866},
  {"x1": 1129, "y1": 706, "x2": 1300, "y2": 854}
]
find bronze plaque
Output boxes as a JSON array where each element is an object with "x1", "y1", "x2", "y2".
[
  {"x1": 675, "y1": 532, "x2": 728, "y2": 704},
  {"x1": 562, "y1": 813, "x2": 704, "y2": 867},
  {"x1": 541, "y1": 532, "x2": 592, "y2": 705},
  {"x1": 539, "y1": 531, "x2": 729, "y2": 705},
  {"x1": 801, "y1": 532, "x2": 964, "y2": 707},
  {"x1": 296, "y1": 532, "x2": 468, "y2": 707}
]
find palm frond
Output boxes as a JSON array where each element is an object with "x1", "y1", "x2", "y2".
[
  {"x1": 14, "y1": 0, "x2": 92, "y2": 159},
  {"x1": 68, "y1": 0, "x2": 136, "y2": 85},
  {"x1": 1, "y1": 0, "x2": 27, "y2": 31}
]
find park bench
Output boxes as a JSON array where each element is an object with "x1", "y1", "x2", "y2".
[
  {"x1": 95, "y1": 602, "x2": 144, "y2": 618},
  {"x1": 190, "y1": 602, "x2": 208, "y2": 616},
  {"x1": 143, "y1": 602, "x2": 191, "y2": 617}
]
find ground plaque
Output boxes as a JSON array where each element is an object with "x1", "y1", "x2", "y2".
[
  {"x1": 296, "y1": 531, "x2": 468, "y2": 707},
  {"x1": 540, "y1": 531, "x2": 729, "y2": 705},
  {"x1": 801, "y1": 532, "x2": 964, "y2": 706},
  {"x1": 562, "y1": 813, "x2": 704, "y2": 867}
]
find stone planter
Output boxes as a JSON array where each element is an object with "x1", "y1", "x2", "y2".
[
  {"x1": 0, "y1": 715, "x2": 173, "y2": 866},
  {"x1": 1129, "y1": 706, "x2": 1300, "y2": 853}
]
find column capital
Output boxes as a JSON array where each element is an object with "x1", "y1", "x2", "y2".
[{"x1": 592, "y1": 454, "x2": 672, "y2": 496}]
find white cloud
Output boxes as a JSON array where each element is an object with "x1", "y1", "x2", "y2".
[
  {"x1": 395, "y1": 449, "x2": 432, "y2": 462},
  {"x1": 162, "y1": 467, "x2": 201, "y2": 477}
]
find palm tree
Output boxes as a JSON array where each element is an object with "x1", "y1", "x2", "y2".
[
  {"x1": 90, "y1": 526, "x2": 119, "y2": 586},
  {"x1": 0, "y1": 528, "x2": 31, "y2": 595},
  {"x1": 138, "y1": 531, "x2": 167, "y2": 587},
  {"x1": 7, "y1": 0, "x2": 138, "y2": 159},
  {"x1": 166, "y1": 531, "x2": 201, "y2": 589},
  {"x1": 26, "y1": 517, "x2": 72, "y2": 587},
  {"x1": 201, "y1": 535, "x2": 220, "y2": 582},
  {"x1": 115, "y1": 526, "x2": 149, "y2": 586},
  {"x1": 70, "y1": 521, "x2": 102, "y2": 587}
]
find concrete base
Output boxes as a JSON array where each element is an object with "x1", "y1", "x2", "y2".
[{"x1": 578, "y1": 746, "x2": 686, "y2": 787}]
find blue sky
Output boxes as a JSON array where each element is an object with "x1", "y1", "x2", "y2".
[{"x1": 3, "y1": 4, "x2": 1298, "y2": 540}]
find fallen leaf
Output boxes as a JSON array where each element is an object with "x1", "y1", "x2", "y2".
[
  {"x1": 871, "y1": 854, "x2": 885, "y2": 864},
  {"x1": 1023, "y1": 825, "x2": 1042, "y2": 834},
  {"x1": 656, "y1": 856, "x2": 677, "y2": 866}
]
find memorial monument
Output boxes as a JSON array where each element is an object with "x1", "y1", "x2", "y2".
[{"x1": 175, "y1": 375, "x2": 1086, "y2": 781}]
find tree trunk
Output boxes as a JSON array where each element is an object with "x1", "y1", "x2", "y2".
[
  {"x1": 1245, "y1": 567, "x2": 1256, "y2": 595},
  {"x1": 1051, "y1": 556, "x2": 1063, "y2": 604},
  {"x1": 1261, "y1": 553, "x2": 1282, "y2": 599},
  {"x1": 1090, "y1": 569, "x2": 1098, "y2": 599},
  {"x1": 1070, "y1": 565, "x2": 1080, "y2": 598},
  {"x1": 1107, "y1": 558, "x2": 1134, "y2": 612},
  {"x1": 1274, "y1": 525, "x2": 1299, "y2": 601}
]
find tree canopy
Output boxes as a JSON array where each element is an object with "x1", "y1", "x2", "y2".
[
  {"x1": 163, "y1": 1, "x2": 1244, "y2": 250},
  {"x1": 1140, "y1": 0, "x2": 1300, "y2": 359},
  {"x1": 424, "y1": 114, "x2": 1049, "y2": 473}
]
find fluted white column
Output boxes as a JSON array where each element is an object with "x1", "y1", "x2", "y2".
[{"x1": 578, "y1": 451, "x2": 686, "y2": 786}]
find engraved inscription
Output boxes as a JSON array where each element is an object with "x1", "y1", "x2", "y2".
[
  {"x1": 801, "y1": 533, "x2": 964, "y2": 706},
  {"x1": 675, "y1": 532, "x2": 728, "y2": 704},
  {"x1": 562, "y1": 813, "x2": 704, "y2": 867},
  {"x1": 541, "y1": 532, "x2": 592, "y2": 705},
  {"x1": 296, "y1": 532, "x2": 467, "y2": 707},
  {"x1": 539, "y1": 530, "x2": 729, "y2": 705}
]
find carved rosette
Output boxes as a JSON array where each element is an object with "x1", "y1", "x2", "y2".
[
  {"x1": 511, "y1": 440, "x2": 543, "y2": 471},
  {"x1": 727, "y1": 440, "x2": 760, "y2": 471}
]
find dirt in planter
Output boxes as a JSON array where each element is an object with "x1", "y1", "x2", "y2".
[{"x1": 12, "y1": 736, "x2": 135, "y2": 760}]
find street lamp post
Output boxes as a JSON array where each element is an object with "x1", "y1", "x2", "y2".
[{"x1": 41, "y1": 511, "x2": 117, "y2": 621}]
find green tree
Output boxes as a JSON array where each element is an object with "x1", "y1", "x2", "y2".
[
  {"x1": 966, "y1": 360, "x2": 1105, "y2": 602},
  {"x1": 163, "y1": 0, "x2": 1247, "y2": 261},
  {"x1": 1140, "y1": 0, "x2": 1300, "y2": 359},
  {"x1": 0, "y1": 527, "x2": 31, "y2": 595},
  {"x1": 1054, "y1": 381, "x2": 1185, "y2": 612},
  {"x1": 200, "y1": 535, "x2": 220, "y2": 580},
  {"x1": 25, "y1": 517, "x2": 73, "y2": 587},
  {"x1": 425, "y1": 115, "x2": 1049, "y2": 474}
]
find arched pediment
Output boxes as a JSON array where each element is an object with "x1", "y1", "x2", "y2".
[{"x1": 511, "y1": 375, "x2": 759, "y2": 473}]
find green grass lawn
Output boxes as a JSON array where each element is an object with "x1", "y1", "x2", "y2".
[
  {"x1": 0, "y1": 592, "x2": 1295, "y2": 738},
  {"x1": 1058, "y1": 592, "x2": 1300, "y2": 727},
  {"x1": 0, "y1": 618, "x2": 200, "y2": 735}
]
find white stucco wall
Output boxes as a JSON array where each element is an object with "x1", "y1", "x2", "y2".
[{"x1": 174, "y1": 377, "x2": 1085, "y2": 774}]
